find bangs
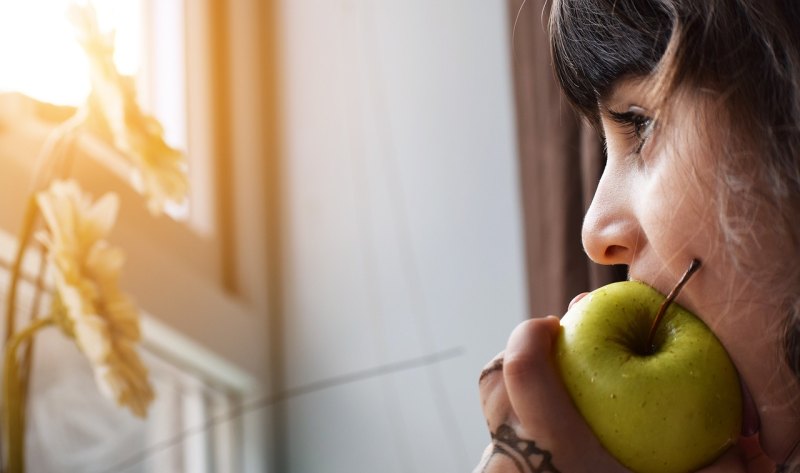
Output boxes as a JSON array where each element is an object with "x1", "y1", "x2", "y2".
[{"x1": 549, "y1": 0, "x2": 673, "y2": 123}]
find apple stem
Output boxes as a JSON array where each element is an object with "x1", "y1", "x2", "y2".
[{"x1": 646, "y1": 259, "x2": 702, "y2": 353}]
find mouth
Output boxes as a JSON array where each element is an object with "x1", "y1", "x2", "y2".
[{"x1": 740, "y1": 379, "x2": 760, "y2": 437}]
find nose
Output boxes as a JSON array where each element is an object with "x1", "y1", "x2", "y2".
[{"x1": 581, "y1": 167, "x2": 642, "y2": 266}]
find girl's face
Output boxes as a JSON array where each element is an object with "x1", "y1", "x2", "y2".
[{"x1": 587, "y1": 76, "x2": 800, "y2": 462}]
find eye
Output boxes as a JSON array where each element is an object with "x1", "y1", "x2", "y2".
[{"x1": 607, "y1": 107, "x2": 654, "y2": 154}]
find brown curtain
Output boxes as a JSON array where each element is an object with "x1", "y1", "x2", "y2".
[{"x1": 507, "y1": 0, "x2": 626, "y2": 317}]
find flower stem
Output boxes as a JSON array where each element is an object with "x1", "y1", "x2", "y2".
[
  {"x1": 4, "y1": 197, "x2": 40, "y2": 344},
  {"x1": 18, "y1": 254, "x2": 48, "y2": 430},
  {"x1": 1, "y1": 102, "x2": 87, "y2": 472},
  {"x1": 3, "y1": 317, "x2": 52, "y2": 473}
]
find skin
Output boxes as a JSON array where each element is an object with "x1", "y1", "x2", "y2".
[{"x1": 476, "y1": 75, "x2": 800, "y2": 472}]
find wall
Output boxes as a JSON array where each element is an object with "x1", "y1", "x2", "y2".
[{"x1": 277, "y1": 1, "x2": 528, "y2": 471}]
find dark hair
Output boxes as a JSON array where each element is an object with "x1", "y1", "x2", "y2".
[
  {"x1": 549, "y1": 1, "x2": 670, "y2": 123},
  {"x1": 550, "y1": 1, "x2": 800, "y2": 134},
  {"x1": 548, "y1": 0, "x2": 800, "y2": 413}
]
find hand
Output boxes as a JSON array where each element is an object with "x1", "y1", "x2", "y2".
[
  {"x1": 474, "y1": 316, "x2": 628, "y2": 473},
  {"x1": 473, "y1": 309, "x2": 769, "y2": 472},
  {"x1": 694, "y1": 435, "x2": 773, "y2": 473}
]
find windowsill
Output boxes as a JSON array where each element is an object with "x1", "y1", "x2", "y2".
[{"x1": 0, "y1": 92, "x2": 267, "y2": 392}]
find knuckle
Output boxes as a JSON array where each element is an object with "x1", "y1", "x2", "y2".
[
  {"x1": 501, "y1": 351, "x2": 538, "y2": 381},
  {"x1": 505, "y1": 320, "x2": 551, "y2": 370}
]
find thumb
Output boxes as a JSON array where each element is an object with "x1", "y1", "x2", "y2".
[
  {"x1": 502, "y1": 316, "x2": 570, "y2": 437},
  {"x1": 502, "y1": 316, "x2": 626, "y2": 472}
]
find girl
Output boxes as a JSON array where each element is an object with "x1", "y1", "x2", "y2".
[{"x1": 476, "y1": 1, "x2": 800, "y2": 471}]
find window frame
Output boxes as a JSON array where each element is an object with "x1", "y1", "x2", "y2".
[{"x1": 0, "y1": 0, "x2": 278, "y2": 470}]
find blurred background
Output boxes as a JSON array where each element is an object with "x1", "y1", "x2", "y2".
[{"x1": 0, "y1": 0, "x2": 614, "y2": 472}]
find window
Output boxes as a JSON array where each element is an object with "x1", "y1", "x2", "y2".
[
  {"x1": 0, "y1": 0, "x2": 143, "y2": 106},
  {"x1": 0, "y1": 0, "x2": 274, "y2": 470},
  {"x1": 0, "y1": 0, "x2": 194, "y2": 223}
]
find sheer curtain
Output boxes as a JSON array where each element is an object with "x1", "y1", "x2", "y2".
[
  {"x1": 507, "y1": 0, "x2": 626, "y2": 317},
  {"x1": 26, "y1": 324, "x2": 241, "y2": 473}
]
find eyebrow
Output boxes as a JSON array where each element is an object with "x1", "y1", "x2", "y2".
[{"x1": 600, "y1": 74, "x2": 655, "y2": 109}]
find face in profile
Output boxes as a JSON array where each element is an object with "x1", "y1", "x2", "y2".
[{"x1": 585, "y1": 74, "x2": 800, "y2": 461}]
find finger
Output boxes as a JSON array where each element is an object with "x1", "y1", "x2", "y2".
[
  {"x1": 478, "y1": 355, "x2": 512, "y2": 431},
  {"x1": 472, "y1": 443, "x2": 494, "y2": 473},
  {"x1": 502, "y1": 316, "x2": 566, "y2": 434},
  {"x1": 472, "y1": 442, "x2": 521, "y2": 473},
  {"x1": 738, "y1": 435, "x2": 775, "y2": 472},
  {"x1": 502, "y1": 316, "x2": 624, "y2": 472},
  {"x1": 478, "y1": 351, "x2": 504, "y2": 386},
  {"x1": 478, "y1": 351, "x2": 507, "y2": 426},
  {"x1": 568, "y1": 292, "x2": 589, "y2": 310},
  {"x1": 695, "y1": 444, "x2": 747, "y2": 473}
]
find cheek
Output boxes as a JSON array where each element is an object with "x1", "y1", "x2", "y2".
[
  {"x1": 630, "y1": 145, "x2": 742, "y2": 322},
  {"x1": 636, "y1": 153, "x2": 723, "y2": 265},
  {"x1": 638, "y1": 150, "x2": 780, "y2": 331}
]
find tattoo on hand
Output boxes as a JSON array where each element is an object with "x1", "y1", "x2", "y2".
[
  {"x1": 484, "y1": 424, "x2": 561, "y2": 473},
  {"x1": 479, "y1": 358, "x2": 504, "y2": 384}
]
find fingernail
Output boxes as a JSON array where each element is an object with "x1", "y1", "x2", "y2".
[{"x1": 568, "y1": 292, "x2": 589, "y2": 310}]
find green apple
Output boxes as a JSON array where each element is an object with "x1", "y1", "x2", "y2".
[{"x1": 555, "y1": 280, "x2": 742, "y2": 473}]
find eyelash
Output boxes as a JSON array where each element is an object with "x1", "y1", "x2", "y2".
[{"x1": 608, "y1": 109, "x2": 654, "y2": 154}]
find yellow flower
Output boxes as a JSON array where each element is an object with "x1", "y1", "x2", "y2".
[
  {"x1": 37, "y1": 180, "x2": 155, "y2": 417},
  {"x1": 68, "y1": 3, "x2": 188, "y2": 215}
]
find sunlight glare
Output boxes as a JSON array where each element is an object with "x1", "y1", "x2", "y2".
[{"x1": 0, "y1": 0, "x2": 142, "y2": 106}]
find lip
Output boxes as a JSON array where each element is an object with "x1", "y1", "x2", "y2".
[{"x1": 740, "y1": 379, "x2": 760, "y2": 437}]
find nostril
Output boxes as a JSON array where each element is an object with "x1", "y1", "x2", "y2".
[{"x1": 604, "y1": 245, "x2": 629, "y2": 262}]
